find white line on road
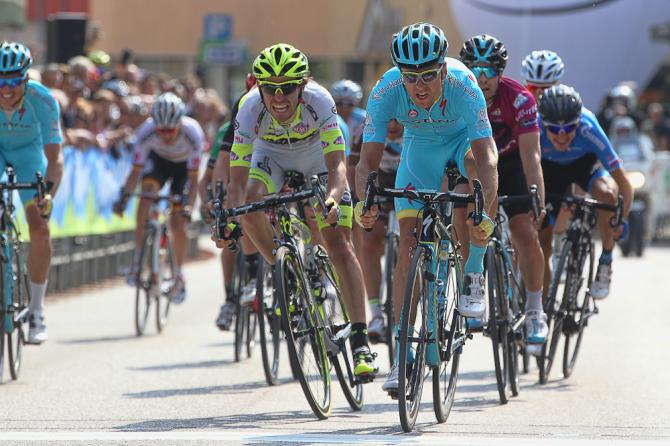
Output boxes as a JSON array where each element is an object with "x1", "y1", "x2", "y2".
[{"x1": 0, "y1": 431, "x2": 666, "y2": 445}]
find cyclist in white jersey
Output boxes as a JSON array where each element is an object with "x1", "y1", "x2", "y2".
[
  {"x1": 213, "y1": 43, "x2": 378, "y2": 380},
  {"x1": 114, "y1": 93, "x2": 205, "y2": 304}
]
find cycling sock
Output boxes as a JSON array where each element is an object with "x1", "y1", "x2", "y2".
[
  {"x1": 175, "y1": 266, "x2": 183, "y2": 277},
  {"x1": 599, "y1": 249, "x2": 613, "y2": 265},
  {"x1": 368, "y1": 297, "x2": 382, "y2": 319},
  {"x1": 350, "y1": 322, "x2": 369, "y2": 352},
  {"x1": 464, "y1": 243, "x2": 486, "y2": 275},
  {"x1": 29, "y1": 281, "x2": 47, "y2": 315},
  {"x1": 525, "y1": 289, "x2": 543, "y2": 312},
  {"x1": 246, "y1": 253, "x2": 259, "y2": 279},
  {"x1": 225, "y1": 284, "x2": 234, "y2": 303}
]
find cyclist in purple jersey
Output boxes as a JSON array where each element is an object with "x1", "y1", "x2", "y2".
[{"x1": 460, "y1": 35, "x2": 548, "y2": 344}]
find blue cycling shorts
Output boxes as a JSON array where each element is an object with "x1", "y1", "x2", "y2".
[
  {"x1": 0, "y1": 146, "x2": 47, "y2": 206},
  {"x1": 394, "y1": 133, "x2": 471, "y2": 219}
]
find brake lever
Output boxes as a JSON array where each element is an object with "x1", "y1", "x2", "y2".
[
  {"x1": 362, "y1": 171, "x2": 378, "y2": 233},
  {"x1": 529, "y1": 184, "x2": 540, "y2": 221},
  {"x1": 472, "y1": 179, "x2": 483, "y2": 226},
  {"x1": 610, "y1": 195, "x2": 624, "y2": 228},
  {"x1": 311, "y1": 175, "x2": 337, "y2": 228}
]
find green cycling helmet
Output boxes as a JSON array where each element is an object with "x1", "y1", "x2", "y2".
[{"x1": 252, "y1": 43, "x2": 309, "y2": 80}]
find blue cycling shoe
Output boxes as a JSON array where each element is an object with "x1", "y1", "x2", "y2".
[{"x1": 525, "y1": 310, "x2": 548, "y2": 344}]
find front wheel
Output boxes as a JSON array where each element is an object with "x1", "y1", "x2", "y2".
[
  {"x1": 258, "y1": 260, "x2": 281, "y2": 386},
  {"x1": 156, "y1": 230, "x2": 173, "y2": 333},
  {"x1": 275, "y1": 246, "x2": 331, "y2": 419},
  {"x1": 486, "y1": 245, "x2": 512, "y2": 404},
  {"x1": 135, "y1": 230, "x2": 153, "y2": 336},
  {"x1": 382, "y1": 233, "x2": 398, "y2": 367}
]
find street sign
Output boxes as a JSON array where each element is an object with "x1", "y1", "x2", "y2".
[
  {"x1": 200, "y1": 40, "x2": 247, "y2": 66},
  {"x1": 203, "y1": 14, "x2": 232, "y2": 41}
]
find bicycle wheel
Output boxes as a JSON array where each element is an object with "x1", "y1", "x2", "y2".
[
  {"x1": 563, "y1": 239, "x2": 595, "y2": 378},
  {"x1": 433, "y1": 245, "x2": 462, "y2": 424},
  {"x1": 233, "y1": 252, "x2": 246, "y2": 363},
  {"x1": 486, "y1": 245, "x2": 512, "y2": 404},
  {"x1": 135, "y1": 230, "x2": 153, "y2": 336},
  {"x1": 8, "y1": 245, "x2": 28, "y2": 380},
  {"x1": 245, "y1": 301, "x2": 258, "y2": 359},
  {"x1": 316, "y1": 246, "x2": 363, "y2": 411},
  {"x1": 382, "y1": 233, "x2": 398, "y2": 367},
  {"x1": 156, "y1": 229, "x2": 173, "y2": 333},
  {"x1": 0, "y1": 317, "x2": 4, "y2": 383},
  {"x1": 275, "y1": 245, "x2": 330, "y2": 419},
  {"x1": 257, "y1": 260, "x2": 280, "y2": 385},
  {"x1": 539, "y1": 239, "x2": 572, "y2": 384},
  {"x1": 505, "y1": 260, "x2": 523, "y2": 395},
  {"x1": 398, "y1": 245, "x2": 430, "y2": 432}
]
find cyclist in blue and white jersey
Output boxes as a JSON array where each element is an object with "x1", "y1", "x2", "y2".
[
  {"x1": 537, "y1": 85, "x2": 633, "y2": 301},
  {"x1": 354, "y1": 23, "x2": 498, "y2": 393},
  {"x1": 0, "y1": 41, "x2": 64, "y2": 344},
  {"x1": 521, "y1": 50, "x2": 565, "y2": 101},
  {"x1": 331, "y1": 79, "x2": 366, "y2": 151}
]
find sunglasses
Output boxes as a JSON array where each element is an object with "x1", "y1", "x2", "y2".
[
  {"x1": 470, "y1": 66, "x2": 498, "y2": 79},
  {"x1": 401, "y1": 66, "x2": 442, "y2": 84},
  {"x1": 0, "y1": 75, "x2": 26, "y2": 89},
  {"x1": 544, "y1": 121, "x2": 579, "y2": 135},
  {"x1": 526, "y1": 83, "x2": 554, "y2": 97},
  {"x1": 258, "y1": 80, "x2": 303, "y2": 96},
  {"x1": 335, "y1": 101, "x2": 355, "y2": 108}
]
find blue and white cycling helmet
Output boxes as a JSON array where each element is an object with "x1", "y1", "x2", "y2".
[
  {"x1": 521, "y1": 50, "x2": 565, "y2": 85},
  {"x1": 331, "y1": 80, "x2": 363, "y2": 105},
  {"x1": 151, "y1": 92, "x2": 186, "y2": 128},
  {"x1": 0, "y1": 41, "x2": 33, "y2": 76},
  {"x1": 391, "y1": 22, "x2": 448, "y2": 70}
]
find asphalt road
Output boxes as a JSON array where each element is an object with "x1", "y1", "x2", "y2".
[{"x1": 1, "y1": 243, "x2": 669, "y2": 445}]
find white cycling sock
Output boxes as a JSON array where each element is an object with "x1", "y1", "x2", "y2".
[
  {"x1": 29, "y1": 281, "x2": 48, "y2": 315},
  {"x1": 525, "y1": 289, "x2": 543, "y2": 313},
  {"x1": 368, "y1": 298, "x2": 383, "y2": 319}
]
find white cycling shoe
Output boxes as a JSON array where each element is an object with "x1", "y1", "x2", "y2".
[
  {"x1": 459, "y1": 272, "x2": 486, "y2": 318},
  {"x1": 382, "y1": 363, "x2": 399, "y2": 393},
  {"x1": 27, "y1": 313, "x2": 48, "y2": 344},
  {"x1": 591, "y1": 263, "x2": 612, "y2": 300}
]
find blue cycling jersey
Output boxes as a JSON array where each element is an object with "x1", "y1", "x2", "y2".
[
  {"x1": 336, "y1": 114, "x2": 351, "y2": 156},
  {"x1": 363, "y1": 57, "x2": 491, "y2": 144},
  {"x1": 0, "y1": 80, "x2": 62, "y2": 151},
  {"x1": 539, "y1": 107, "x2": 622, "y2": 173}
]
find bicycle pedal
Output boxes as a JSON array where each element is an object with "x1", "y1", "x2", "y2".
[{"x1": 387, "y1": 390, "x2": 399, "y2": 400}]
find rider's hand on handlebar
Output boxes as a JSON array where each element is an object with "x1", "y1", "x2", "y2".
[
  {"x1": 354, "y1": 201, "x2": 378, "y2": 229},
  {"x1": 210, "y1": 219, "x2": 242, "y2": 250},
  {"x1": 36, "y1": 193, "x2": 53, "y2": 219},
  {"x1": 316, "y1": 197, "x2": 340, "y2": 226},
  {"x1": 200, "y1": 202, "x2": 214, "y2": 224},
  {"x1": 614, "y1": 219, "x2": 629, "y2": 241},
  {"x1": 529, "y1": 207, "x2": 547, "y2": 230},
  {"x1": 467, "y1": 210, "x2": 494, "y2": 239},
  {"x1": 112, "y1": 191, "x2": 130, "y2": 217}
]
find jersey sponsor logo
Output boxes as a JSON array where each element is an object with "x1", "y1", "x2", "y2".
[
  {"x1": 334, "y1": 136, "x2": 345, "y2": 145},
  {"x1": 517, "y1": 104, "x2": 537, "y2": 119},
  {"x1": 234, "y1": 135, "x2": 244, "y2": 143},
  {"x1": 408, "y1": 109, "x2": 418, "y2": 118},
  {"x1": 293, "y1": 122, "x2": 309, "y2": 135},
  {"x1": 331, "y1": 106, "x2": 337, "y2": 115},
  {"x1": 234, "y1": 119, "x2": 240, "y2": 130},
  {"x1": 513, "y1": 93, "x2": 528, "y2": 109},
  {"x1": 243, "y1": 154, "x2": 252, "y2": 162},
  {"x1": 370, "y1": 78, "x2": 403, "y2": 100},
  {"x1": 321, "y1": 141, "x2": 330, "y2": 149},
  {"x1": 439, "y1": 98, "x2": 447, "y2": 116},
  {"x1": 256, "y1": 156, "x2": 271, "y2": 174},
  {"x1": 324, "y1": 121, "x2": 339, "y2": 131},
  {"x1": 18, "y1": 107, "x2": 26, "y2": 121},
  {"x1": 447, "y1": 75, "x2": 477, "y2": 100},
  {"x1": 520, "y1": 118, "x2": 537, "y2": 127},
  {"x1": 580, "y1": 124, "x2": 606, "y2": 151}
]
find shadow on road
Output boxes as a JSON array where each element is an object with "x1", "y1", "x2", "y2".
[
  {"x1": 122, "y1": 378, "x2": 293, "y2": 399},
  {"x1": 59, "y1": 334, "x2": 139, "y2": 344},
  {"x1": 128, "y1": 359, "x2": 236, "y2": 372}
]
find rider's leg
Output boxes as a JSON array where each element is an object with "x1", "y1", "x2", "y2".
[{"x1": 589, "y1": 173, "x2": 619, "y2": 299}]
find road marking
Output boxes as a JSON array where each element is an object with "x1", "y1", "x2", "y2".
[{"x1": 0, "y1": 431, "x2": 666, "y2": 444}]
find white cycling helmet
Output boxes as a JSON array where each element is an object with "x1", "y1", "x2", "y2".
[
  {"x1": 151, "y1": 92, "x2": 186, "y2": 128},
  {"x1": 330, "y1": 79, "x2": 363, "y2": 105},
  {"x1": 521, "y1": 50, "x2": 565, "y2": 85}
]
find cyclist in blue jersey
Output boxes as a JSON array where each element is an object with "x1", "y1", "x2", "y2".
[
  {"x1": 0, "y1": 42, "x2": 64, "y2": 344},
  {"x1": 354, "y1": 23, "x2": 498, "y2": 393},
  {"x1": 537, "y1": 85, "x2": 633, "y2": 301},
  {"x1": 331, "y1": 80, "x2": 366, "y2": 150}
]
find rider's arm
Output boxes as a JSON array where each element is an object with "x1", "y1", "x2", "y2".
[
  {"x1": 186, "y1": 120, "x2": 206, "y2": 208},
  {"x1": 347, "y1": 129, "x2": 362, "y2": 199},
  {"x1": 355, "y1": 141, "x2": 384, "y2": 200},
  {"x1": 470, "y1": 136, "x2": 499, "y2": 214},
  {"x1": 122, "y1": 121, "x2": 151, "y2": 195},
  {"x1": 44, "y1": 143, "x2": 63, "y2": 196},
  {"x1": 518, "y1": 131, "x2": 545, "y2": 208},
  {"x1": 319, "y1": 116, "x2": 347, "y2": 203},
  {"x1": 610, "y1": 167, "x2": 634, "y2": 219},
  {"x1": 227, "y1": 97, "x2": 256, "y2": 208},
  {"x1": 38, "y1": 87, "x2": 64, "y2": 195}
]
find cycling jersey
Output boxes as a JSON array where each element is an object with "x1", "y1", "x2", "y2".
[
  {"x1": 133, "y1": 116, "x2": 205, "y2": 171},
  {"x1": 338, "y1": 114, "x2": 351, "y2": 156},
  {"x1": 539, "y1": 107, "x2": 622, "y2": 173},
  {"x1": 208, "y1": 121, "x2": 230, "y2": 168},
  {"x1": 0, "y1": 80, "x2": 62, "y2": 205},
  {"x1": 346, "y1": 106, "x2": 366, "y2": 148},
  {"x1": 488, "y1": 76, "x2": 538, "y2": 157},
  {"x1": 230, "y1": 80, "x2": 351, "y2": 229},
  {"x1": 363, "y1": 57, "x2": 491, "y2": 217}
]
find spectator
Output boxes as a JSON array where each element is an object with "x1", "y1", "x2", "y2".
[{"x1": 642, "y1": 102, "x2": 670, "y2": 152}]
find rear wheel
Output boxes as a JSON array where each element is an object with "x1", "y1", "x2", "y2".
[
  {"x1": 275, "y1": 246, "x2": 330, "y2": 419},
  {"x1": 563, "y1": 240, "x2": 594, "y2": 378},
  {"x1": 382, "y1": 233, "x2": 398, "y2": 367},
  {"x1": 486, "y1": 245, "x2": 512, "y2": 404},
  {"x1": 398, "y1": 245, "x2": 430, "y2": 432},
  {"x1": 156, "y1": 229, "x2": 173, "y2": 333},
  {"x1": 258, "y1": 261, "x2": 280, "y2": 386},
  {"x1": 8, "y1": 246, "x2": 28, "y2": 381},
  {"x1": 233, "y1": 252, "x2": 247, "y2": 363},
  {"x1": 135, "y1": 230, "x2": 153, "y2": 336}
]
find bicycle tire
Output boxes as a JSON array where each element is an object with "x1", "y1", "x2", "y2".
[
  {"x1": 233, "y1": 252, "x2": 246, "y2": 363},
  {"x1": 0, "y1": 259, "x2": 5, "y2": 383},
  {"x1": 316, "y1": 246, "x2": 363, "y2": 411},
  {"x1": 539, "y1": 239, "x2": 572, "y2": 384},
  {"x1": 8, "y1": 244, "x2": 27, "y2": 381},
  {"x1": 134, "y1": 230, "x2": 153, "y2": 336},
  {"x1": 156, "y1": 229, "x2": 173, "y2": 333},
  {"x1": 383, "y1": 233, "x2": 398, "y2": 367},
  {"x1": 258, "y1": 260, "x2": 280, "y2": 386},
  {"x1": 486, "y1": 245, "x2": 511, "y2": 404},
  {"x1": 433, "y1": 245, "x2": 461, "y2": 424},
  {"x1": 563, "y1": 239, "x2": 595, "y2": 378},
  {"x1": 275, "y1": 245, "x2": 331, "y2": 419},
  {"x1": 245, "y1": 302, "x2": 258, "y2": 359},
  {"x1": 398, "y1": 245, "x2": 430, "y2": 432}
]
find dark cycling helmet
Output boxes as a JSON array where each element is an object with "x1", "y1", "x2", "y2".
[
  {"x1": 538, "y1": 84, "x2": 583, "y2": 124},
  {"x1": 390, "y1": 22, "x2": 448, "y2": 70},
  {"x1": 459, "y1": 34, "x2": 508, "y2": 74},
  {"x1": 0, "y1": 41, "x2": 32, "y2": 75}
]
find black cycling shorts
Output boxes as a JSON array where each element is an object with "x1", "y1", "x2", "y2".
[
  {"x1": 141, "y1": 151, "x2": 189, "y2": 196},
  {"x1": 497, "y1": 150, "x2": 532, "y2": 218}
]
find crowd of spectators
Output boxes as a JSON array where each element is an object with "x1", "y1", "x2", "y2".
[{"x1": 26, "y1": 49, "x2": 228, "y2": 158}]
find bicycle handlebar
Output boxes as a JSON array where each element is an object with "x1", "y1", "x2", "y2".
[
  {"x1": 310, "y1": 175, "x2": 338, "y2": 228},
  {"x1": 547, "y1": 193, "x2": 624, "y2": 228},
  {"x1": 497, "y1": 185, "x2": 541, "y2": 220}
]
